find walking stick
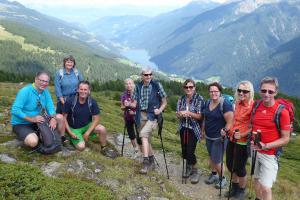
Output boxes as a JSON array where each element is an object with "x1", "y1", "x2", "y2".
[
  {"x1": 182, "y1": 117, "x2": 190, "y2": 184},
  {"x1": 121, "y1": 109, "x2": 129, "y2": 156},
  {"x1": 248, "y1": 130, "x2": 261, "y2": 199},
  {"x1": 121, "y1": 123, "x2": 126, "y2": 156},
  {"x1": 219, "y1": 129, "x2": 226, "y2": 197},
  {"x1": 158, "y1": 115, "x2": 169, "y2": 179},
  {"x1": 228, "y1": 129, "x2": 238, "y2": 200}
]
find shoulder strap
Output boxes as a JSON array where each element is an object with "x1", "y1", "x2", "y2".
[
  {"x1": 219, "y1": 96, "x2": 225, "y2": 114},
  {"x1": 274, "y1": 104, "x2": 285, "y2": 132},
  {"x1": 87, "y1": 96, "x2": 93, "y2": 115},
  {"x1": 74, "y1": 68, "x2": 79, "y2": 77},
  {"x1": 250, "y1": 100, "x2": 262, "y2": 130},
  {"x1": 59, "y1": 69, "x2": 64, "y2": 80}
]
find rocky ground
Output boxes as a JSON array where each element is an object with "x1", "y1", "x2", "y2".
[{"x1": 0, "y1": 127, "x2": 230, "y2": 200}]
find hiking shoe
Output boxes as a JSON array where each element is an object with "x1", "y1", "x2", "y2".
[
  {"x1": 205, "y1": 173, "x2": 219, "y2": 184},
  {"x1": 132, "y1": 149, "x2": 139, "y2": 159},
  {"x1": 101, "y1": 146, "x2": 118, "y2": 159},
  {"x1": 182, "y1": 165, "x2": 192, "y2": 178},
  {"x1": 215, "y1": 176, "x2": 228, "y2": 189},
  {"x1": 62, "y1": 140, "x2": 75, "y2": 151},
  {"x1": 224, "y1": 183, "x2": 239, "y2": 197},
  {"x1": 148, "y1": 155, "x2": 156, "y2": 171},
  {"x1": 190, "y1": 168, "x2": 200, "y2": 184},
  {"x1": 140, "y1": 158, "x2": 150, "y2": 174},
  {"x1": 224, "y1": 182, "x2": 239, "y2": 198},
  {"x1": 234, "y1": 188, "x2": 246, "y2": 200}
]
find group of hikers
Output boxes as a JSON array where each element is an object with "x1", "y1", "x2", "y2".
[{"x1": 10, "y1": 55, "x2": 291, "y2": 200}]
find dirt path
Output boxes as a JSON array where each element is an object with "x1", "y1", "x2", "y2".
[{"x1": 108, "y1": 134, "x2": 229, "y2": 200}]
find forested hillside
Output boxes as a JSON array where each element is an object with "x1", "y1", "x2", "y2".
[{"x1": 0, "y1": 19, "x2": 143, "y2": 82}]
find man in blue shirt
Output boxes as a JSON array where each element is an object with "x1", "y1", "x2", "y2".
[
  {"x1": 11, "y1": 71, "x2": 65, "y2": 149},
  {"x1": 63, "y1": 81, "x2": 112, "y2": 156}
]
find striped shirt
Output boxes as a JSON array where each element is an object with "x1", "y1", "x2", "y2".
[{"x1": 177, "y1": 93, "x2": 204, "y2": 141}]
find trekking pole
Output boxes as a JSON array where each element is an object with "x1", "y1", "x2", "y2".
[
  {"x1": 121, "y1": 123, "x2": 126, "y2": 156},
  {"x1": 219, "y1": 128, "x2": 228, "y2": 197},
  {"x1": 248, "y1": 130, "x2": 261, "y2": 199},
  {"x1": 182, "y1": 117, "x2": 189, "y2": 184},
  {"x1": 158, "y1": 115, "x2": 169, "y2": 179},
  {"x1": 228, "y1": 129, "x2": 238, "y2": 200}
]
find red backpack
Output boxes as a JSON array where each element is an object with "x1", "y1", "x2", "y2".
[
  {"x1": 250, "y1": 98, "x2": 295, "y2": 159},
  {"x1": 275, "y1": 98, "x2": 295, "y2": 132}
]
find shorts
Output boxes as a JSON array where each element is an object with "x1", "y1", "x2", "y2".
[
  {"x1": 254, "y1": 152, "x2": 278, "y2": 188},
  {"x1": 13, "y1": 124, "x2": 38, "y2": 141},
  {"x1": 206, "y1": 137, "x2": 227, "y2": 164},
  {"x1": 69, "y1": 123, "x2": 98, "y2": 145},
  {"x1": 139, "y1": 111, "x2": 157, "y2": 138}
]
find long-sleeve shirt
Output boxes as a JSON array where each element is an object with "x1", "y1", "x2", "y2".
[
  {"x1": 54, "y1": 68, "x2": 84, "y2": 99},
  {"x1": 11, "y1": 84, "x2": 55, "y2": 125}
]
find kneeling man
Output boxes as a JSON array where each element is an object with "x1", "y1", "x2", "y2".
[{"x1": 63, "y1": 81, "x2": 109, "y2": 154}]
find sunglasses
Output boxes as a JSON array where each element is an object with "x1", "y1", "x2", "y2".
[
  {"x1": 260, "y1": 89, "x2": 276, "y2": 94},
  {"x1": 184, "y1": 86, "x2": 194, "y2": 89},
  {"x1": 143, "y1": 73, "x2": 152, "y2": 77},
  {"x1": 237, "y1": 89, "x2": 250, "y2": 94}
]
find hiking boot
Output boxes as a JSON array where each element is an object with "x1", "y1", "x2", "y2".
[
  {"x1": 234, "y1": 188, "x2": 246, "y2": 200},
  {"x1": 215, "y1": 176, "x2": 228, "y2": 189},
  {"x1": 132, "y1": 148, "x2": 139, "y2": 159},
  {"x1": 62, "y1": 140, "x2": 75, "y2": 151},
  {"x1": 224, "y1": 182, "x2": 239, "y2": 198},
  {"x1": 140, "y1": 158, "x2": 150, "y2": 174},
  {"x1": 149, "y1": 155, "x2": 156, "y2": 171},
  {"x1": 101, "y1": 146, "x2": 118, "y2": 159},
  {"x1": 190, "y1": 168, "x2": 200, "y2": 184},
  {"x1": 205, "y1": 173, "x2": 219, "y2": 184},
  {"x1": 182, "y1": 165, "x2": 192, "y2": 178}
]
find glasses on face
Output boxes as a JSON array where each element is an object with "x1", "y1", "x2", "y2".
[
  {"x1": 237, "y1": 89, "x2": 250, "y2": 94},
  {"x1": 209, "y1": 91, "x2": 219, "y2": 94},
  {"x1": 143, "y1": 73, "x2": 152, "y2": 77},
  {"x1": 184, "y1": 86, "x2": 194, "y2": 89},
  {"x1": 38, "y1": 79, "x2": 49, "y2": 84},
  {"x1": 260, "y1": 89, "x2": 276, "y2": 94}
]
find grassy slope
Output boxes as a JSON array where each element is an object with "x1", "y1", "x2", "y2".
[{"x1": 0, "y1": 82, "x2": 299, "y2": 199}]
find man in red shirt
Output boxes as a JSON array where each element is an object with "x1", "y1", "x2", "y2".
[{"x1": 252, "y1": 77, "x2": 290, "y2": 200}]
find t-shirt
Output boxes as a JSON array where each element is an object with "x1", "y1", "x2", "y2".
[
  {"x1": 64, "y1": 96, "x2": 100, "y2": 129},
  {"x1": 203, "y1": 99, "x2": 233, "y2": 139},
  {"x1": 229, "y1": 100, "x2": 254, "y2": 144},
  {"x1": 121, "y1": 91, "x2": 136, "y2": 122},
  {"x1": 252, "y1": 101, "x2": 290, "y2": 155}
]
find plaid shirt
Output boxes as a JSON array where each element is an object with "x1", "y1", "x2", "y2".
[
  {"x1": 133, "y1": 81, "x2": 167, "y2": 110},
  {"x1": 177, "y1": 93, "x2": 204, "y2": 141}
]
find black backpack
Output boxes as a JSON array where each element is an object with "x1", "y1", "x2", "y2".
[
  {"x1": 36, "y1": 116, "x2": 62, "y2": 154},
  {"x1": 33, "y1": 101, "x2": 62, "y2": 155}
]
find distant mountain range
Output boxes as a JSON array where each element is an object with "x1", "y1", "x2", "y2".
[
  {"x1": 90, "y1": 0, "x2": 300, "y2": 96},
  {"x1": 0, "y1": 0, "x2": 144, "y2": 82},
  {"x1": 0, "y1": 0, "x2": 118, "y2": 56}
]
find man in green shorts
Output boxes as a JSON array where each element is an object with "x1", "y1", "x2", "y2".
[{"x1": 63, "y1": 81, "x2": 109, "y2": 154}]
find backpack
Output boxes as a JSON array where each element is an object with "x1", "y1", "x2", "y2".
[
  {"x1": 36, "y1": 117, "x2": 62, "y2": 154},
  {"x1": 59, "y1": 68, "x2": 79, "y2": 81},
  {"x1": 205, "y1": 94, "x2": 234, "y2": 114},
  {"x1": 251, "y1": 98, "x2": 294, "y2": 158}
]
